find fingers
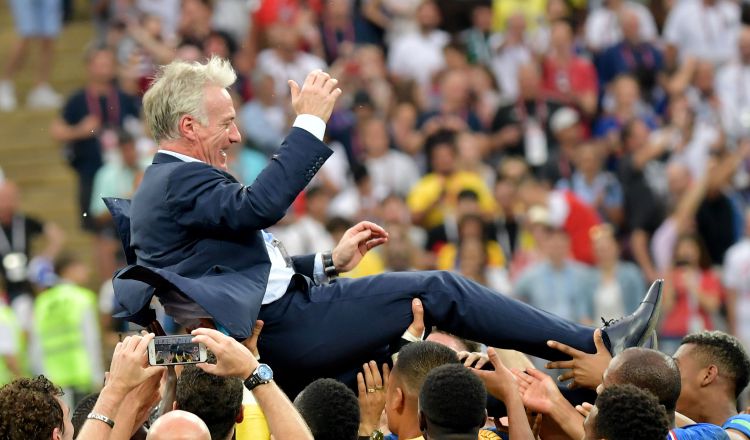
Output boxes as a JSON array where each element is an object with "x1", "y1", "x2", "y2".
[
  {"x1": 558, "y1": 370, "x2": 575, "y2": 383},
  {"x1": 351, "y1": 221, "x2": 388, "y2": 237},
  {"x1": 195, "y1": 362, "x2": 218, "y2": 375},
  {"x1": 369, "y1": 361, "x2": 383, "y2": 388},
  {"x1": 365, "y1": 237, "x2": 388, "y2": 250},
  {"x1": 409, "y1": 298, "x2": 424, "y2": 335},
  {"x1": 288, "y1": 80, "x2": 300, "y2": 100},
  {"x1": 134, "y1": 333, "x2": 154, "y2": 357},
  {"x1": 475, "y1": 356, "x2": 489, "y2": 369},
  {"x1": 322, "y1": 77, "x2": 339, "y2": 94},
  {"x1": 363, "y1": 362, "x2": 375, "y2": 389},
  {"x1": 463, "y1": 353, "x2": 477, "y2": 367},
  {"x1": 303, "y1": 70, "x2": 319, "y2": 89},
  {"x1": 191, "y1": 334, "x2": 221, "y2": 355},
  {"x1": 350, "y1": 229, "x2": 373, "y2": 246},
  {"x1": 525, "y1": 368, "x2": 550, "y2": 382},
  {"x1": 593, "y1": 328, "x2": 607, "y2": 353},
  {"x1": 244, "y1": 320, "x2": 264, "y2": 350},
  {"x1": 545, "y1": 360, "x2": 573, "y2": 370},
  {"x1": 547, "y1": 339, "x2": 582, "y2": 358},
  {"x1": 357, "y1": 372, "x2": 366, "y2": 397},
  {"x1": 383, "y1": 364, "x2": 390, "y2": 388},
  {"x1": 486, "y1": 346, "x2": 501, "y2": 369}
]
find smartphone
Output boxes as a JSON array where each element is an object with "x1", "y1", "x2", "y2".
[{"x1": 147, "y1": 335, "x2": 208, "y2": 366}]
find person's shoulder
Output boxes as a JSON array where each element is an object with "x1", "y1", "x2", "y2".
[{"x1": 673, "y1": 422, "x2": 731, "y2": 440}]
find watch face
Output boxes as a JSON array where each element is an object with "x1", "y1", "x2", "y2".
[{"x1": 257, "y1": 364, "x2": 273, "y2": 381}]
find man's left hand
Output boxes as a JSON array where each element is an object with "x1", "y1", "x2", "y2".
[{"x1": 332, "y1": 221, "x2": 389, "y2": 272}]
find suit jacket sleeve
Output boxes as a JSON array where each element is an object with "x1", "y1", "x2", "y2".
[
  {"x1": 291, "y1": 254, "x2": 316, "y2": 279},
  {"x1": 167, "y1": 128, "x2": 332, "y2": 232}
]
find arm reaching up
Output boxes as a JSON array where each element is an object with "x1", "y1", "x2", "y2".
[
  {"x1": 190, "y1": 327, "x2": 314, "y2": 440},
  {"x1": 472, "y1": 348, "x2": 535, "y2": 440}
]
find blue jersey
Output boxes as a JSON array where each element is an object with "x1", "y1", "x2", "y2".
[
  {"x1": 723, "y1": 414, "x2": 750, "y2": 439},
  {"x1": 669, "y1": 423, "x2": 730, "y2": 440}
]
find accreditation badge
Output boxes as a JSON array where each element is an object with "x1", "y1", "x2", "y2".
[{"x1": 2, "y1": 252, "x2": 28, "y2": 283}]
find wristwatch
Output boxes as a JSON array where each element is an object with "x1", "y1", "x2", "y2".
[
  {"x1": 358, "y1": 430, "x2": 384, "y2": 440},
  {"x1": 322, "y1": 250, "x2": 339, "y2": 281},
  {"x1": 244, "y1": 363, "x2": 273, "y2": 390}
]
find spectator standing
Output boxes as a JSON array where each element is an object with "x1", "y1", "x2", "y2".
[
  {"x1": 596, "y1": 7, "x2": 664, "y2": 106},
  {"x1": 50, "y1": 47, "x2": 141, "y2": 230},
  {"x1": 387, "y1": 0, "x2": 448, "y2": 92},
  {"x1": 408, "y1": 131, "x2": 495, "y2": 230},
  {"x1": 514, "y1": 223, "x2": 593, "y2": 325},
  {"x1": 589, "y1": 224, "x2": 646, "y2": 320},
  {"x1": 723, "y1": 209, "x2": 750, "y2": 347},
  {"x1": 460, "y1": 4, "x2": 495, "y2": 66},
  {"x1": 255, "y1": 25, "x2": 327, "y2": 98},
  {"x1": 490, "y1": 63, "x2": 562, "y2": 167},
  {"x1": 663, "y1": 0, "x2": 741, "y2": 67},
  {"x1": 660, "y1": 234, "x2": 724, "y2": 354},
  {"x1": 88, "y1": 130, "x2": 142, "y2": 282},
  {"x1": 0, "y1": 299, "x2": 26, "y2": 386},
  {"x1": 540, "y1": 107, "x2": 584, "y2": 186},
  {"x1": 419, "y1": 69, "x2": 483, "y2": 133},
  {"x1": 584, "y1": 0, "x2": 657, "y2": 53},
  {"x1": 0, "y1": 0, "x2": 64, "y2": 111},
  {"x1": 362, "y1": 117, "x2": 420, "y2": 198},
  {"x1": 32, "y1": 254, "x2": 104, "y2": 407},
  {"x1": 541, "y1": 19, "x2": 599, "y2": 117},
  {"x1": 489, "y1": 12, "x2": 532, "y2": 102},
  {"x1": 318, "y1": 0, "x2": 356, "y2": 65},
  {"x1": 0, "y1": 181, "x2": 65, "y2": 324},
  {"x1": 716, "y1": 26, "x2": 750, "y2": 143},
  {"x1": 239, "y1": 73, "x2": 290, "y2": 155},
  {"x1": 557, "y1": 142, "x2": 624, "y2": 227}
]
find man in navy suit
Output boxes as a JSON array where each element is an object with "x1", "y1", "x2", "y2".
[{"x1": 108, "y1": 57, "x2": 661, "y2": 397}]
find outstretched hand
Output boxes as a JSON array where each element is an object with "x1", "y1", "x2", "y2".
[
  {"x1": 406, "y1": 298, "x2": 425, "y2": 339},
  {"x1": 357, "y1": 361, "x2": 389, "y2": 436},
  {"x1": 470, "y1": 348, "x2": 517, "y2": 402},
  {"x1": 288, "y1": 70, "x2": 342, "y2": 123},
  {"x1": 107, "y1": 333, "x2": 165, "y2": 396},
  {"x1": 513, "y1": 369, "x2": 562, "y2": 415},
  {"x1": 191, "y1": 327, "x2": 259, "y2": 379},
  {"x1": 545, "y1": 328, "x2": 611, "y2": 390},
  {"x1": 332, "y1": 221, "x2": 389, "y2": 273}
]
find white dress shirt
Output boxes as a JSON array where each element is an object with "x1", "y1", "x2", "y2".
[{"x1": 157, "y1": 115, "x2": 330, "y2": 310}]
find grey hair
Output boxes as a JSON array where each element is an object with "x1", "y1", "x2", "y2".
[{"x1": 143, "y1": 56, "x2": 237, "y2": 143}]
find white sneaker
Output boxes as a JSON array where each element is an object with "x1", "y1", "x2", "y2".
[
  {"x1": 26, "y1": 83, "x2": 63, "y2": 110},
  {"x1": 0, "y1": 80, "x2": 17, "y2": 112}
]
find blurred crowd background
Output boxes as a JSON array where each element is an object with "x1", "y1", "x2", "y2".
[{"x1": 2, "y1": 0, "x2": 750, "y2": 404}]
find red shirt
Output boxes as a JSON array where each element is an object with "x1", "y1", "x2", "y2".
[
  {"x1": 561, "y1": 191, "x2": 600, "y2": 265},
  {"x1": 541, "y1": 56, "x2": 598, "y2": 102},
  {"x1": 253, "y1": 0, "x2": 323, "y2": 28},
  {"x1": 660, "y1": 269, "x2": 723, "y2": 337}
]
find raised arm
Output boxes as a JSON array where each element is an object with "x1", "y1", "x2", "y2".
[{"x1": 190, "y1": 327, "x2": 314, "y2": 440}]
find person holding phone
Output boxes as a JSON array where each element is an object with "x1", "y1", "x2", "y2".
[{"x1": 105, "y1": 57, "x2": 662, "y2": 398}]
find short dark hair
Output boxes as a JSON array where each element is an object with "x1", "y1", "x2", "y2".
[
  {"x1": 294, "y1": 378, "x2": 360, "y2": 440},
  {"x1": 595, "y1": 384, "x2": 669, "y2": 440},
  {"x1": 0, "y1": 376, "x2": 65, "y2": 440},
  {"x1": 682, "y1": 331, "x2": 750, "y2": 398},
  {"x1": 53, "y1": 252, "x2": 82, "y2": 276},
  {"x1": 72, "y1": 393, "x2": 100, "y2": 438},
  {"x1": 419, "y1": 364, "x2": 486, "y2": 434},
  {"x1": 425, "y1": 130, "x2": 457, "y2": 159},
  {"x1": 608, "y1": 348, "x2": 681, "y2": 413},
  {"x1": 176, "y1": 363, "x2": 243, "y2": 440},
  {"x1": 394, "y1": 341, "x2": 459, "y2": 395}
]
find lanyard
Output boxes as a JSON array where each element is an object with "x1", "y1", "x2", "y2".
[
  {"x1": 0, "y1": 216, "x2": 25, "y2": 255},
  {"x1": 515, "y1": 99, "x2": 548, "y2": 125},
  {"x1": 85, "y1": 86, "x2": 120, "y2": 128},
  {"x1": 620, "y1": 43, "x2": 654, "y2": 71}
]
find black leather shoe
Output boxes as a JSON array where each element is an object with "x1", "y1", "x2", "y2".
[{"x1": 601, "y1": 279, "x2": 662, "y2": 356}]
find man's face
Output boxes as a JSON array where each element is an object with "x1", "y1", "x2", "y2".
[
  {"x1": 88, "y1": 50, "x2": 116, "y2": 84},
  {"x1": 191, "y1": 85, "x2": 241, "y2": 171},
  {"x1": 673, "y1": 344, "x2": 703, "y2": 418},
  {"x1": 55, "y1": 397, "x2": 74, "y2": 440}
]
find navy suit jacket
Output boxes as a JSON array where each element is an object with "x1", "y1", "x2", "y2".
[{"x1": 107, "y1": 127, "x2": 332, "y2": 338}]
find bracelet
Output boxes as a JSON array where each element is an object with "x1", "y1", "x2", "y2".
[
  {"x1": 87, "y1": 412, "x2": 115, "y2": 429},
  {"x1": 322, "y1": 251, "x2": 338, "y2": 280}
]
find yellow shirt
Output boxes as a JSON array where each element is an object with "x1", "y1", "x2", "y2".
[
  {"x1": 340, "y1": 250, "x2": 385, "y2": 279},
  {"x1": 492, "y1": 0, "x2": 546, "y2": 31},
  {"x1": 407, "y1": 172, "x2": 496, "y2": 229}
]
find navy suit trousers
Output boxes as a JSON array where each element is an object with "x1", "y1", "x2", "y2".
[{"x1": 257, "y1": 270, "x2": 596, "y2": 398}]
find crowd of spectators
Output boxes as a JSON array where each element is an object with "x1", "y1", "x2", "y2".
[{"x1": 4, "y1": 0, "x2": 750, "y2": 438}]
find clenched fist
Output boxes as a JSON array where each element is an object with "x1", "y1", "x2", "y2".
[{"x1": 288, "y1": 70, "x2": 342, "y2": 123}]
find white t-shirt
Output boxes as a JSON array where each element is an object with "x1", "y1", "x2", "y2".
[
  {"x1": 256, "y1": 50, "x2": 328, "y2": 98},
  {"x1": 366, "y1": 151, "x2": 420, "y2": 197},
  {"x1": 489, "y1": 40, "x2": 532, "y2": 101},
  {"x1": 388, "y1": 30, "x2": 449, "y2": 88},
  {"x1": 716, "y1": 62, "x2": 750, "y2": 140},
  {"x1": 663, "y1": 0, "x2": 740, "y2": 65},
  {"x1": 585, "y1": 2, "x2": 658, "y2": 51},
  {"x1": 723, "y1": 239, "x2": 750, "y2": 342}
]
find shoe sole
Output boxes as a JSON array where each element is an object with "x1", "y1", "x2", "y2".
[{"x1": 634, "y1": 279, "x2": 663, "y2": 348}]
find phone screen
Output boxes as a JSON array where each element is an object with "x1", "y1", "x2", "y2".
[{"x1": 149, "y1": 335, "x2": 206, "y2": 366}]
